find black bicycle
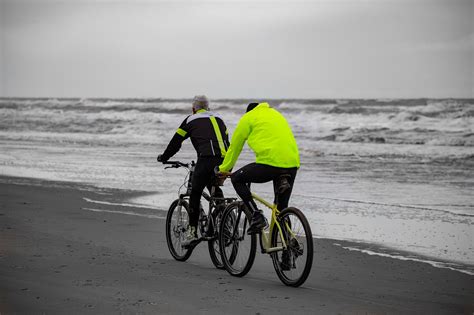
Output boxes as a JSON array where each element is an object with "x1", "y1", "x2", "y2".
[{"x1": 163, "y1": 161, "x2": 236, "y2": 269}]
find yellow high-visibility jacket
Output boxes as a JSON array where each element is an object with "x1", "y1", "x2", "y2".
[{"x1": 219, "y1": 102, "x2": 300, "y2": 172}]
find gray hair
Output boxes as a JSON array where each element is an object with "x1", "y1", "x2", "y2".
[{"x1": 192, "y1": 95, "x2": 209, "y2": 111}]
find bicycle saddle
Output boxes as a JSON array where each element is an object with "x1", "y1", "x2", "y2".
[{"x1": 277, "y1": 175, "x2": 292, "y2": 194}]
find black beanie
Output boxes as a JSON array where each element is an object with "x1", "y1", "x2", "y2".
[{"x1": 246, "y1": 103, "x2": 259, "y2": 113}]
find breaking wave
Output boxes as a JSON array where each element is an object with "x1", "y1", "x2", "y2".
[{"x1": 1, "y1": 97, "x2": 473, "y2": 149}]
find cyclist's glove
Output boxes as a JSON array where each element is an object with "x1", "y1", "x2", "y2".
[
  {"x1": 215, "y1": 166, "x2": 232, "y2": 186},
  {"x1": 214, "y1": 166, "x2": 232, "y2": 175}
]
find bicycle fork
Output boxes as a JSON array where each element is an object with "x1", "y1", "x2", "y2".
[{"x1": 173, "y1": 199, "x2": 185, "y2": 239}]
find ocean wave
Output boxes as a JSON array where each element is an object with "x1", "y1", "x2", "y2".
[
  {"x1": 1, "y1": 97, "x2": 473, "y2": 149},
  {"x1": 307, "y1": 124, "x2": 474, "y2": 146},
  {"x1": 299, "y1": 145, "x2": 474, "y2": 167},
  {"x1": 303, "y1": 194, "x2": 474, "y2": 218},
  {"x1": 277, "y1": 101, "x2": 336, "y2": 112},
  {"x1": 2, "y1": 97, "x2": 472, "y2": 115},
  {"x1": 336, "y1": 245, "x2": 474, "y2": 276}
]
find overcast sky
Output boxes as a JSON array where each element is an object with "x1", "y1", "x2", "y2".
[{"x1": 1, "y1": 0, "x2": 473, "y2": 98}]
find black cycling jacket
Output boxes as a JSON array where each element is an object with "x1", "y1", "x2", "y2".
[{"x1": 161, "y1": 110, "x2": 230, "y2": 161}]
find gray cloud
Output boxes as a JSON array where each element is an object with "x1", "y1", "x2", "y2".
[{"x1": 1, "y1": 0, "x2": 473, "y2": 98}]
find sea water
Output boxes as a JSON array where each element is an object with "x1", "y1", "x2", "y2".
[{"x1": 1, "y1": 98, "x2": 473, "y2": 273}]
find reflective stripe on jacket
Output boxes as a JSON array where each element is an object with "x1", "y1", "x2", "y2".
[
  {"x1": 161, "y1": 109, "x2": 229, "y2": 161},
  {"x1": 219, "y1": 102, "x2": 299, "y2": 172}
]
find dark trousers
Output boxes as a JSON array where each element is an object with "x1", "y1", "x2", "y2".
[
  {"x1": 230, "y1": 163, "x2": 297, "y2": 212},
  {"x1": 189, "y1": 156, "x2": 223, "y2": 227}
]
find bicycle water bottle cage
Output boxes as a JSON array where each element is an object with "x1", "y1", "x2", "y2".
[{"x1": 277, "y1": 175, "x2": 291, "y2": 194}]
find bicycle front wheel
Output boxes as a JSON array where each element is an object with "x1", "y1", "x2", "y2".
[
  {"x1": 219, "y1": 202, "x2": 256, "y2": 277},
  {"x1": 208, "y1": 206, "x2": 225, "y2": 269},
  {"x1": 271, "y1": 207, "x2": 313, "y2": 287},
  {"x1": 165, "y1": 199, "x2": 193, "y2": 261}
]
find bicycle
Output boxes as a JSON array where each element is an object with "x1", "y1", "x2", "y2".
[
  {"x1": 218, "y1": 174, "x2": 313, "y2": 287},
  {"x1": 163, "y1": 161, "x2": 236, "y2": 269}
]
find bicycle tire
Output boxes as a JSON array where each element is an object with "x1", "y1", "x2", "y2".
[
  {"x1": 208, "y1": 206, "x2": 225, "y2": 269},
  {"x1": 165, "y1": 199, "x2": 193, "y2": 261},
  {"x1": 270, "y1": 207, "x2": 313, "y2": 287},
  {"x1": 219, "y1": 201, "x2": 256, "y2": 277}
]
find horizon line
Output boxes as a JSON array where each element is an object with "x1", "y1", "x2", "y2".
[{"x1": 1, "y1": 96, "x2": 473, "y2": 101}]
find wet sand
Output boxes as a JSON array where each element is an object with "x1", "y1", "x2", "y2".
[{"x1": 0, "y1": 177, "x2": 472, "y2": 314}]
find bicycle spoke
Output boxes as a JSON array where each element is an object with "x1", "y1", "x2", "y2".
[
  {"x1": 271, "y1": 207, "x2": 313, "y2": 287},
  {"x1": 208, "y1": 207, "x2": 225, "y2": 269},
  {"x1": 220, "y1": 203, "x2": 256, "y2": 277},
  {"x1": 166, "y1": 200, "x2": 193, "y2": 261}
]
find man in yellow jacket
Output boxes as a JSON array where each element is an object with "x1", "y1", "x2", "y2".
[{"x1": 218, "y1": 102, "x2": 300, "y2": 234}]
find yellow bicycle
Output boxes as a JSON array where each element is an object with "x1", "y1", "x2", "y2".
[{"x1": 218, "y1": 175, "x2": 313, "y2": 287}]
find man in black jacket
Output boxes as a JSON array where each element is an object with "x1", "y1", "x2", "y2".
[{"x1": 157, "y1": 95, "x2": 229, "y2": 244}]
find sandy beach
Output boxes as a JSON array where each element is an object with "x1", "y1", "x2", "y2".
[{"x1": 0, "y1": 177, "x2": 472, "y2": 314}]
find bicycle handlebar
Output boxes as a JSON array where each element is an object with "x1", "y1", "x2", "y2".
[{"x1": 161, "y1": 161, "x2": 231, "y2": 184}]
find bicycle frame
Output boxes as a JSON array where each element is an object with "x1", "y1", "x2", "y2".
[
  {"x1": 251, "y1": 192, "x2": 295, "y2": 254},
  {"x1": 167, "y1": 161, "x2": 236, "y2": 241},
  {"x1": 218, "y1": 173, "x2": 314, "y2": 286},
  {"x1": 164, "y1": 160, "x2": 241, "y2": 269}
]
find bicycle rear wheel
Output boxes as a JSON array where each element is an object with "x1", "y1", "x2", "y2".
[
  {"x1": 208, "y1": 206, "x2": 225, "y2": 269},
  {"x1": 165, "y1": 199, "x2": 193, "y2": 261},
  {"x1": 271, "y1": 207, "x2": 313, "y2": 287},
  {"x1": 219, "y1": 202, "x2": 256, "y2": 277}
]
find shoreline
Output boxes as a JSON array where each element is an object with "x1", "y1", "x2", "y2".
[
  {"x1": 2, "y1": 175, "x2": 473, "y2": 276},
  {"x1": 1, "y1": 176, "x2": 473, "y2": 313}
]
